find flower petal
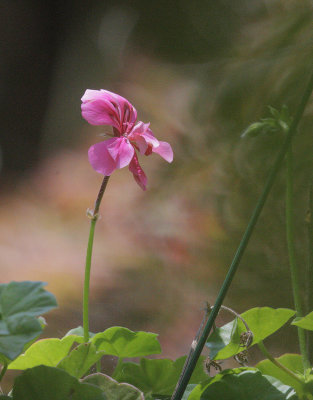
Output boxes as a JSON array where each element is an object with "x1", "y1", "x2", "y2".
[
  {"x1": 81, "y1": 89, "x2": 137, "y2": 133},
  {"x1": 129, "y1": 153, "x2": 147, "y2": 191},
  {"x1": 82, "y1": 98, "x2": 120, "y2": 128},
  {"x1": 106, "y1": 137, "x2": 134, "y2": 169},
  {"x1": 152, "y1": 141, "x2": 173, "y2": 162},
  {"x1": 88, "y1": 140, "x2": 118, "y2": 175},
  {"x1": 128, "y1": 121, "x2": 159, "y2": 155}
]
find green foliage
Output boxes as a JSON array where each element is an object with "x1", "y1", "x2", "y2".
[
  {"x1": 57, "y1": 343, "x2": 104, "y2": 379},
  {"x1": 64, "y1": 326, "x2": 94, "y2": 338},
  {"x1": 114, "y1": 356, "x2": 207, "y2": 397},
  {"x1": 241, "y1": 105, "x2": 292, "y2": 138},
  {"x1": 91, "y1": 327, "x2": 161, "y2": 358},
  {"x1": 0, "y1": 282, "x2": 57, "y2": 361},
  {"x1": 256, "y1": 354, "x2": 304, "y2": 396},
  {"x1": 292, "y1": 312, "x2": 313, "y2": 331},
  {"x1": 11, "y1": 366, "x2": 105, "y2": 400},
  {"x1": 206, "y1": 307, "x2": 295, "y2": 360},
  {"x1": 8, "y1": 335, "x2": 83, "y2": 370},
  {"x1": 83, "y1": 373, "x2": 144, "y2": 399},
  {"x1": 189, "y1": 369, "x2": 297, "y2": 400}
]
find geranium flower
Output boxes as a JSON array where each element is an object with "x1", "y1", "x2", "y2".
[{"x1": 81, "y1": 89, "x2": 173, "y2": 190}]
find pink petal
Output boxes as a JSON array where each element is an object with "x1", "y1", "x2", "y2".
[
  {"x1": 129, "y1": 153, "x2": 147, "y2": 191},
  {"x1": 81, "y1": 89, "x2": 137, "y2": 133},
  {"x1": 152, "y1": 141, "x2": 173, "y2": 162},
  {"x1": 88, "y1": 139, "x2": 118, "y2": 175},
  {"x1": 128, "y1": 121, "x2": 159, "y2": 155},
  {"x1": 82, "y1": 98, "x2": 120, "y2": 128},
  {"x1": 106, "y1": 137, "x2": 134, "y2": 169}
]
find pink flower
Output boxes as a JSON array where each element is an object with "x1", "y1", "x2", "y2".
[{"x1": 81, "y1": 89, "x2": 173, "y2": 190}]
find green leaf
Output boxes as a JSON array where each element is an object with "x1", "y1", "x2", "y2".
[
  {"x1": 83, "y1": 373, "x2": 144, "y2": 399},
  {"x1": 8, "y1": 335, "x2": 84, "y2": 370},
  {"x1": 114, "y1": 356, "x2": 207, "y2": 396},
  {"x1": 57, "y1": 343, "x2": 104, "y2": 378},
  {"x1": 206, "y1": 307, "x2": 295, "y2": 360},
  {"x1": 241, "y1": 122, "x2": 267, "y2": 138},
  {"x1": 64, "y1": 326, "x2": 95, "y2": 339},
  {"x1": 12, "y1": 365, "x2": 105, "y2": 400},
  {"x1": 192, "y1": 369, "x2": 297, "y2": 399},
  {"x1": 91, "y1": 327, "x2": 161, "y2": 358},
  {"x1": 292, "y1": 312, "x2": 313, "y2": 331},
  {"x1": 256, "y1": 354, "x2": 304, "y2": 395},
  {"x1": 0, "y1": 281, "x2": 57, "y2": 361},
  {"x1": 181, "y1": 384, "x2": 198, "y2": 400}
]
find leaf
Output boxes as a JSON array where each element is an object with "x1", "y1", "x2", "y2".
[
  {"x1": 0, "y1": 281, "x2": 57, "y2": 361},
  {"x1": 64, "y1": 326, "x2": 95, "y2": 339},
  {"x1": 181, "y1": 384, "x2": 198, "y2": 400},
  {"x1": 206, "y1": 307, "x2": 295, "y2": 360},
  {"x1": 291, "y1": 312, "x2": 313, "y2": 331},
  {"x1": 241, "y1": 122, "x2": 267, "y2": 138},
  {"x1": 114, "y1": 356, "x2": 207, "y2": 396},
  {"x1": 91, "y1": 327, "x2": 161, "y2": 358},
  {"x1": 57, "y1": 343, "x2": 104, "y2": 378},
  {"x1": 256, "y1": 354, "x2": 304, "y2": 395},
  {"x1": 192, "y1": 369, "x2": 297, "y2": 399},
  {"x1": 83, "y1": 373, "x2": 144, "y2": 399},
  {"x1": 11, "y1": 365, "x2": 105, "y2": 400},
  {"x1": 8, "y1": 335, "x2": 84, "y2": 370}
]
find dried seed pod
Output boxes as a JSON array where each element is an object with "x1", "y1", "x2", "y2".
[
  {"x1": 204, "y1": 356, "x2": 223, "y2": 376},
  {"x1": 234, "y1": 349, "x2": 249, "y2": 366}
]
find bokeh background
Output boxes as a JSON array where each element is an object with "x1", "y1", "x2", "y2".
[{"x1": 1, "y1": 0, "x2": 312, "y2": 388}]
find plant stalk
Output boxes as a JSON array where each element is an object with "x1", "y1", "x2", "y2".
[
  {"x1": 83, "y1": 175, "x2": 110, "y2": 343},
  {"x1": 171, "y1": 68, "x2": 313, "y2": 400},
  {"x1": 286, "y1": 147, "x2": 310, "y2": 370},
  {"x1": 306, "y1": 179, "x2": 313, "y2": 364},
  {"x1": 257, "y1": 341, "x2": 304, "y2": 384}
]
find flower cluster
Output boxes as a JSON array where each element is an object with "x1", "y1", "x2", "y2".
[{"x1": 81, "y1": 89, "x2": 173, "y2": 190}]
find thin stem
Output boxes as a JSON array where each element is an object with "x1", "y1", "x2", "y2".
[
  {"x1": 286, "y1": 148, "x2": 310, "y2": 370},
  {"x1": 306, "y1": 179, "x2": 313, "y2": 364},
  {"x1": 0, "y1": 362, "x2": 7, "y2": 383},
  {"x1": 112, "y1": 358, "x2": 124, "y2": 379},
  {"x1": 96, "y1": 359, "x2": 101, "y2": 373},
  {"x1": 257, "y1": 341, "x2": 304, "y2": 385},
  {"x1": 171, "y1": 68, "x2": 313, "y2": 400},
  {"x1": 83, "y1": 176, "x2": 110, "y2": 343}
]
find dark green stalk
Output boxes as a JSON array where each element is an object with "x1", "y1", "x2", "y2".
[
  {"x1": 286, "y1": 147, "x2": 310, "y2": 370},
  {"x1": 83, "y1": 175, "x2": 110, "y2": 343},
  {"x1": 306, "y1": 179, "x2": 313, "y2": 364},
  {"x1": 171, "y1": 68, "x2": 313, "y2": 400}
]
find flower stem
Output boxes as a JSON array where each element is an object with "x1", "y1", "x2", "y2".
[
  {"x1": 286, "y1": 148, "x2": 310, "y2": 370},
  {"x1": 83, "y1": 175, "x2": 110, "y2": 343},
  {"x1": 306, "y1": 179, "x2": 313, "y2": 364},
  {"x1": 257, "y1": 341, "x2": 304, "y2": 385},
  {"x1": 171, "y1": 68, "x2": 313, "y2": 400}
]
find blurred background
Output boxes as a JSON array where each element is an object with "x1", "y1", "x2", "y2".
[{"x1": 0, "y1": 0, "x2": 313, "y2": 388}]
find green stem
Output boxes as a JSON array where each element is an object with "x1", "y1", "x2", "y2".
[
  {"x1": 257, "y1": 341, "x2": 304, "y2": 385},
  {"x1": 112, "y1": 358, "x2": 124, "y2": 379},
  {"x1": 83, "y1": 176, "x2": 110, "y2": 343},
  {"x1": 171, "y1": 68, "x2": 313, "y2": 400},
  {"x1": 286, "y1": 148, "x2": 310, "y2": 370},
  {"x1": 96, "y1": 359, "x2": 102, "y2": 373},
  {"x1": 0, "y1": 362, "x2": 7, "y2": 383},
  {"x1": 306, "y1": 179, "x2": 313, "y2": 364}
]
